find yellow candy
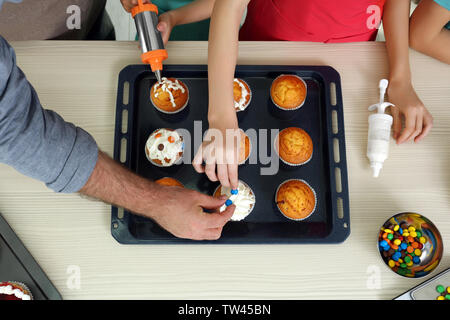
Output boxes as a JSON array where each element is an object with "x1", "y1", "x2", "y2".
[
  {"x1": 394, "y1": 239, "x2": 401, "y2": 245},
  {"x1": 437, "y1": 296, "x2": 445, "y2": 300},
  {"x1": 410, "y1": 231, "x2": 417, "y2": 237},
  {"x1": 388, "y1": 260, "x2": 395, "y2": 268},
  {"x1": 408, "y1": 226, "x2": 416, "y2": 232},
  {"x1": 448, "y1": 287, "x2": 450, "y2": 294},
  {"x1": 398, "y1": 258, "x2": 403, "y2": 263},
  {"x1": 414, "y1": 249, "x2": 422, "y2": 256},
  {"x1": 419, "y1": 237, "x2": 426, "y2": 243},
  {"x1": 407, "y1": 261, "x2": 413, "y2": 267},
  {"x1": 385, "y1": 229, "x2": 392, "y2": 234},
  {"x1": 394, "y1": 225, "x2": 400, "y2": 231},
  {"x1": 403, "y1": 232, "x2": 409, "y2": 237}
]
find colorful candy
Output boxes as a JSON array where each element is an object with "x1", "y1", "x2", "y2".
[
  {"x1": 378, "y1": 221, "x2": 429, "y2": 276},
  {"x1": 435, "y1": 285, "x2": 450, "y2": 300}
]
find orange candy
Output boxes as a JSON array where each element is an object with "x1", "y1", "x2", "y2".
[
  {"x1": 407, "y1": 246, "x2": 414, "y2": 253},
  {"x1": 412, "y1": 242, "x2": 419, "y2": 249},
  {"x1": 407, "y1": 236, "x2": 414, "y2": 243},
  {"x1": 168, "y1": 136, "x2": 175, "y2": 143},
  {"x1": 391, "y1": 244, "x2": 399, "y2": 250},
  {"x1": 155, "y1": 133, "x2": 162, "y2": 138},
  {"x1": 382, "y1": 233, "x2": 388, "y2": 239}
]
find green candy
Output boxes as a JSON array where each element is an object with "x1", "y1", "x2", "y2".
[
  {"x1": 387, "y1": 233, "x2": 394, "y2": 240},
  {"x1": 400, "y1": 263, "x2": 407, "y2": 268},
  {"x1": 404, "y1": 256, "x2": 411, "y2": 263},
  {"x1": 436, "y1": 285, "x2": 445, "y2": 293},
  {"x1": 446, "y1": 295, "x2": 450, "y2": 300}
]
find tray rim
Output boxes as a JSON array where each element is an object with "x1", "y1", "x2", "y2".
[
  {"x1": 111, "y1": 64, "x2": 351, "y2": 245},
  {"x1": 0, "y1": 212, "x2": 62, "y2": 300}
]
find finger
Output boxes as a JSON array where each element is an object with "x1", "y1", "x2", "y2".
[
  {"x1": 409, "y1": 111, "x2": 423, "y2": 143},
  {"x1": 157, "y1": 21, "x2": 167, "y2": 32},
  {"x1": 197, "y1": 192, "x2": 227, "y2": 209},
  {"x1": 217, "y1": 163, "x2": 230, "y2": 188},
  {"x1": 192, "y1": 145, "x2": 205, "y2": 173},
  {"x1": 397, "y1": 110, "x2": 416, "y2": 144},
  {"x1": 391, "y1": 107, "x2": 402, "y2": 141},
  {"x1": 415, "y1": 111, "x2": 433, "y2": 143},
  {"x1": 228, "y1": 163, "x2": 239, "y2": 189},
  {"x1": 204, "y1": 204, "x2": 235, "y2": 228},
  {"x1": 205, "y1": 162, "x2": 218, "y2": 182}
]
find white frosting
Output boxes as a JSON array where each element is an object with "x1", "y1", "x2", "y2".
[
  {"x1": 146, "y1": 129, "x2": 183, "y2": 166},
  {"x1": 0, "y1": 284, "x2": 31, "y2": 300},
  {"x1": 153, "y1": 77, "x2": 186, "y2": 108},
  {"x1": 234, "y1": 78, "x2": 250, "y2": 111},
  {"x1": 218, "y1": 181, "x2": 255, "y2": 221}
]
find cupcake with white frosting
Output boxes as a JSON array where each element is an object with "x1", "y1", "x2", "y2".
[
  {"x1": 0, "y1": 282, "x2": 33, "y2": 300},
  {"x1": 145, "y1": 128, "x2": 184, "y2": 167},
  {"x1": 233, "y1": 78, "x2": 252, "y2": 112},
  {"x1": 150, "y1": 77, "x2": 189, "y2": 114},
  {"x1": 214, "y1": 180, "x2": 256, "y2": 221}
]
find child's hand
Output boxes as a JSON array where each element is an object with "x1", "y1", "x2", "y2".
[
  {"x1": 387, "y1": 80, "x2": 433, "y2": 144},
  {"x1": 156, "y1": 12, "x2": 175, "y2": 45},
  {"x1": 193, "y1": 122, "x2": 240, "y2": 189}
]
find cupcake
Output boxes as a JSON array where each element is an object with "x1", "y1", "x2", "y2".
[
  {"x1": 0, "y1": 282, "x2": 33, "y2": 300},
  {"x1": 150, "y1": 77, "x2": 189, "y2": 114},
  {"x1": 270, "y1": 74, "x2": 307, "y2": 110},
  {"x1": 233, "y1": 78, "x2": 252, "y2": 111},
  {"x1": 275, "y1": 179, "x2": 316, "y2": 221},
  {"x1": 239, "y1": 130, "x2": 251, "y2": 165},
  {"x1": 214, "y1": 180, "x2": 256, "y2": 221},
  {"x1": 145, "y1": 128, "x2": 184, "y2": 167},
  {"x1": 275, "y1": 127, "x2": 313, "y2": 166},
  {"x1": 155, "y1": 177, "x2": 184, "y2": 187}
]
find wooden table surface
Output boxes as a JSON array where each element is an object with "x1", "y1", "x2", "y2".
[{"x1": 1, "y1": 41, "x2": 449, "y2": 300}]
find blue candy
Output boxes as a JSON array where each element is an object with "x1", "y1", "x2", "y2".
[
  {"x1": 413, "y1": 257, "x2": 420, "y2": 264},
  {"x1": 230, "y1": 189, "x2": 238, "y2": 195},
  {"x1": 225, "y1": 199, "x2": 233, "y2": 206},
  {"x1": 379, "y1": 240, "x2": 388, "y2": 248},
  {"x1": 400, "y1": 243, "x2": 408, "y2": 250}
]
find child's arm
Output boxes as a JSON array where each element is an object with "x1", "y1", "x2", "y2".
[
  {"x1": 409, "y1": 0, "x2": 450, "y2": 64},
  {"x1": 192, "y1": 0, "x2": 249, "y2": 189},
  {"x1": 121, "y1": 0, "x2": 216, "y2": 43},
  {"x1": 383, "y1": 0, "x2": 433, "y2": 144}
]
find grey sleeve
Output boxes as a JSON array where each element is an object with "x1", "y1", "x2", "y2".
[{"x1": 0, "y1": 36, "x2": 98, "y2": 193}]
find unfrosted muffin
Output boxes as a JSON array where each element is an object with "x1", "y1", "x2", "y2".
[
  {"x1": 214, "y1": 180, "x2": 256, "y2": 221},
  {"x1": 270, "y1": 74, "x2": 307, "y2": 110},
  {"x1": 145, "y1": 128, "x2": 184, "y2": 167},
  {"x1": 233, "y1": 78, "x2": 252, "y2": 111},
  {"x1": 275, "y1": 127, "x2": 313, "y2": 166},
  {"x1": 239, "y1": 130, "x2": 251, "y2": 164},
  {"x1": 0, "y1": 282, "x2": 33, "y2": 300},
  {"x1": 150, "y1": 77, "x2": 189, "y2": 113},
  {"x1": 276, "y1": 179, "x2": 316, "y2": 221},
  {"x1": 155, "y1": 177, "x2": 184, "y2": 187}
]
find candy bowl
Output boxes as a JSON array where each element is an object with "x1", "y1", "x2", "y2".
[{"x1": 377, "y1": 212, "x2": 443, "y2": 278}]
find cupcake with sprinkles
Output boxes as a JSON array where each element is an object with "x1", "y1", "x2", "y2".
[
  {"x1": 0, "y1": 282, "x2": 33, "y2": 300},
  {"x1": 233, "y1": 78, "x2": 252, "y2": 112},
  {"x1": 145, "y1": 128, "x2": 184, "y2": 167},
  {"x1": 150, "y1": 77, "x2": 189, "y2": 114}
]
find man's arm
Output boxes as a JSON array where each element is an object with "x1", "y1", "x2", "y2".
[
  {"x1": 0, "y1": 36, "x2": 234, "y2": 240},
  {"x1": 383, "y1": 0, "x2": 433, "y2": 144},
  {"x1": 409, "y1": 0, "x2": 450, "y2": 64}
]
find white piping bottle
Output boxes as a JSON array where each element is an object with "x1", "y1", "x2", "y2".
[{"x1": 367, "y1": 79, "x2": 395, "y2": 178}]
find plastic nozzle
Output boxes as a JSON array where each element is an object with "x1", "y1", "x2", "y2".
[{"x1": 371, "y1": 162, "x2": 383, "y2": 178}]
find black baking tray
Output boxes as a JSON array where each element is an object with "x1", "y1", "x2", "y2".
[
  {"x1": 111, "y1": 64, "x2": 350, "y2": 244},
  {"x1": 0, "y1": 212, "x2": 62, "y2": 299}
]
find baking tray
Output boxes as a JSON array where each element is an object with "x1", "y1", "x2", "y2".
[
  {"x1": 0, "y1": 212, "x2": 62, "y2": 300},
  {"x1": 394, "y1": 267, "x2": 450, "y2": 300},
  {"x1": 111, "y1": 64, "x2": 350, "y2": 244}
]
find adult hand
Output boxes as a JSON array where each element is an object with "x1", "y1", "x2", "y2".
[
  {"x1": 193, "y1": 121, "x2": 240, "y2": 189},
  {"x1": 387, "y1": 80, "x2": 433, "y2": 144},
  {"x1": 148, "y1": 186, "x2": 235, "y2": 240},
  {"x1": 120, "y1": 0, "x2": 150, "y2": 13}
]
